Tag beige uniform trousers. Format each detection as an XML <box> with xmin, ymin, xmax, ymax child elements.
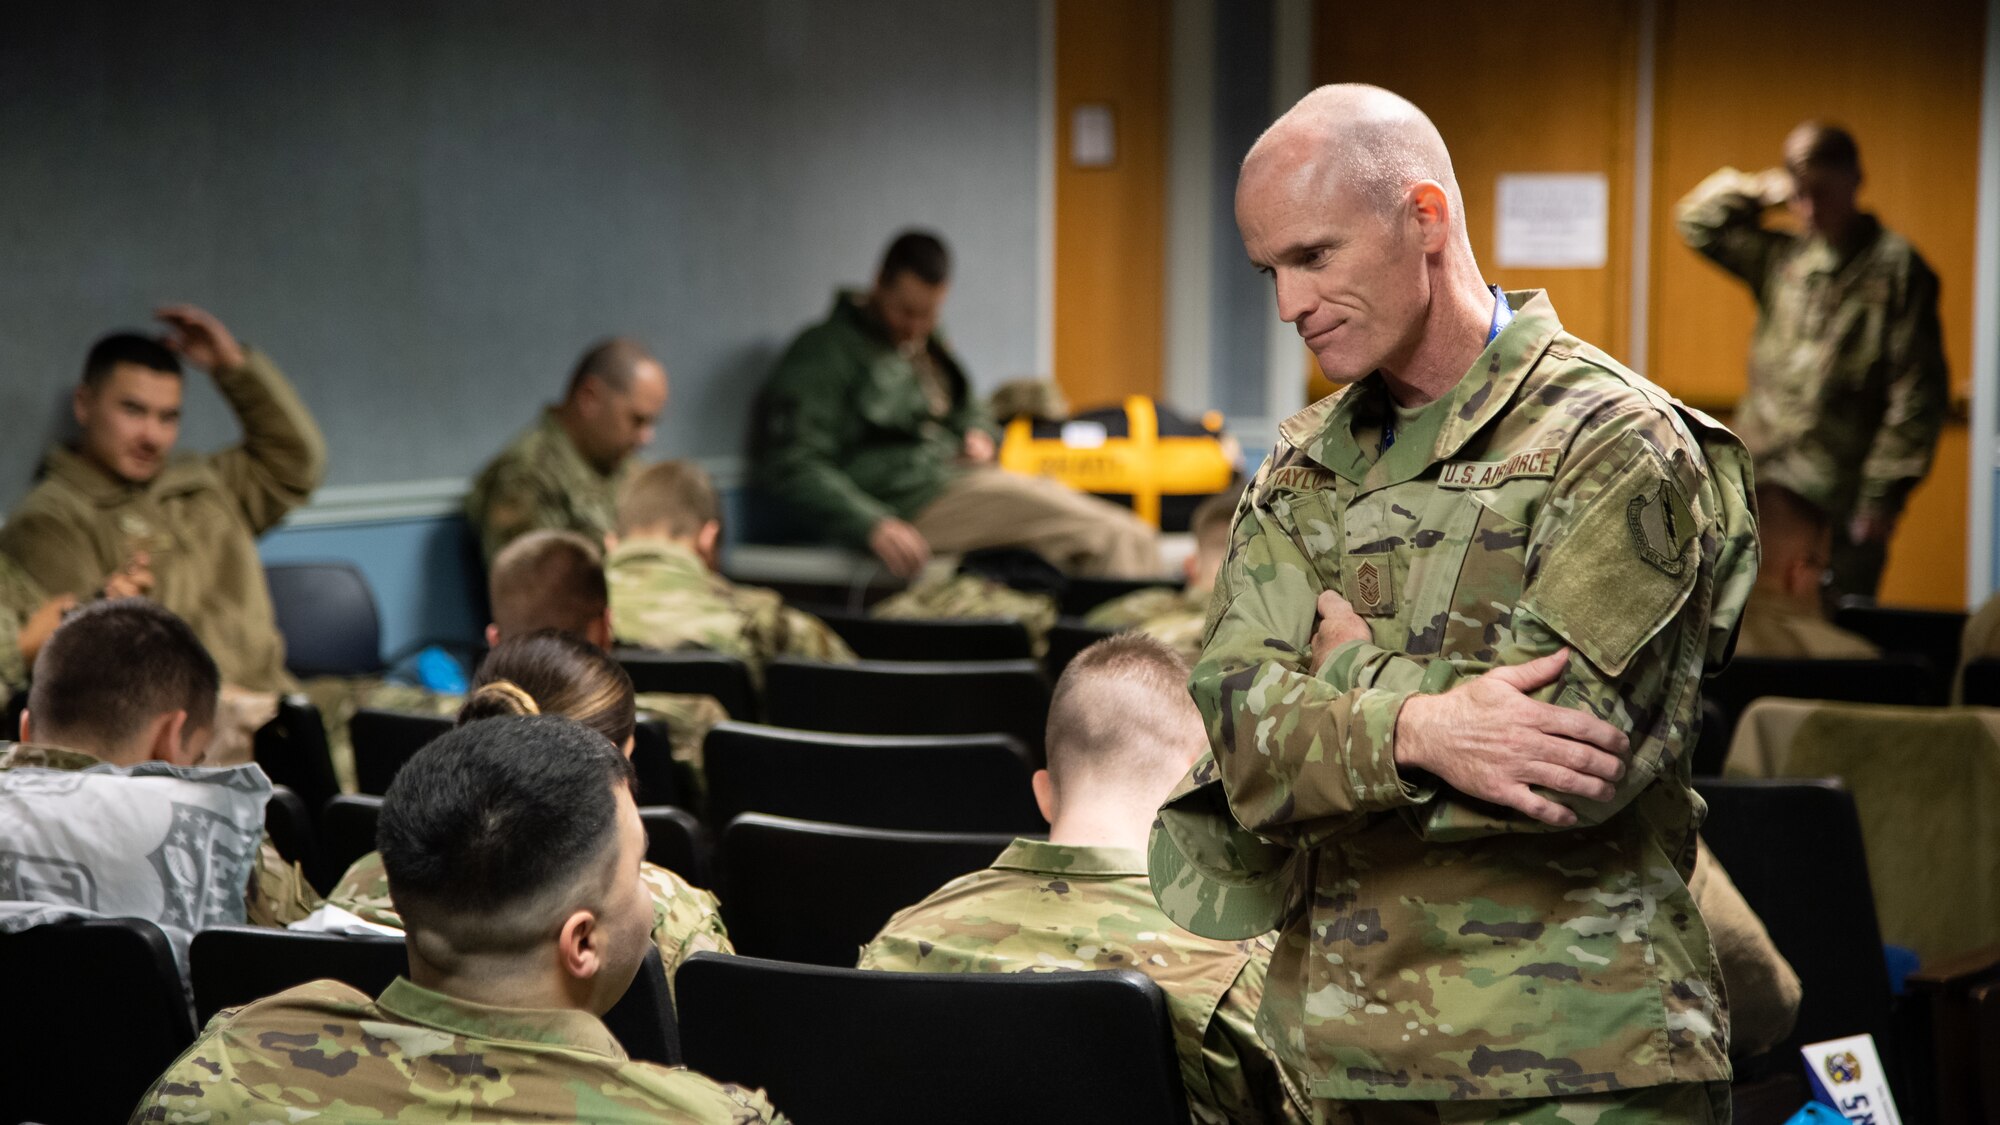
<box><xmin>911</xmin><ymin>468</ymin><xmax>1163</xmax><ymax>578</ymax></box>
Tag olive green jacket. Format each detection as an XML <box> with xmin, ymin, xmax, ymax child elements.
<box><xmin>751</xmin><ymin>291</ymin><xmax>989</xmax><ymax>546</ymax></box>
<box><xmin>0</xmin><ymin>350</ymin><xmax>325</xmax><ymax>692</ymax></box>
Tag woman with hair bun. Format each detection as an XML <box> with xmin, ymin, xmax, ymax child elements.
<box><xmin>324</xmin><ymin>630</ymin><xmax>732</xmax><ymax>992</ymax></box>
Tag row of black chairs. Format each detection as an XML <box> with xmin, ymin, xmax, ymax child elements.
<box><xmin>1</xmin><ymin>920</ymin><xmax>1189</xmax><ymax>1125</ymax></box>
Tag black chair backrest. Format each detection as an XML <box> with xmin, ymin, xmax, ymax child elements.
<box><xmin>1044</xmin><ymin>619</ymin><xmax>1120</xmax><ymax>682</ymax></box>
<box><xmin>806</xmin><ymin>606</ymin><xmax>1033</xmax><ymax>661</ymax></box>
<box><xmin>1832</xmin><ymin>603</ymin><xmax>1968</xmax><ymax>683</ymax></box>
<box><xmin>0</xmin><ymin>915</ymin><xmax>196</xmax><ymax>1125</ymax></box>
<box><xmin>263</xmin><ymin>784</ymin><xmax>329</xmax><ymax>894</ymax></box>
<box><xmin>631</xmin><ymin>717</ymin><xmax>689</xmax><ymax>808</ymax></box>
<box><xmin>703</xmin><ymin>721</ymin><xmax>1045</xmax><ymax>834</ymax></box>
<box><xmin>321</xmin><ymin>793</ymin><xmax>386</xmax><ymax>880</ymax></box>
<box><xmin>762</xmin><ymin>657</ymin><xmax>1050</xmax><ymax>757</ymax></box>
<box><xmin>1963</xmin><ymin>658</ymin><xmax>2000</xmax><ymax>708</ymax></box>
<box><xmin>254</xmin><ymin>695</ymin><xmax>341</xmax><ymax>816</ymax></box>
<box><xmin>350</xmin><ymin>708</ymin><xmax>454</xmax><ymax>795</ymax></box>
<box><xmin>1691</xmin><ymin>695</ymin><xmax>1734</xmax><ymax>778</ymax></box>
<box><xmin>719</xmin><ymin>813</ymin><xmax>1016</xmax><ymax>965</ymax></box>
<box><xmin>188</xmin><ymin>926</ymin><xmax>679</xmax><ymax>1065</ymax></box>
<box><xmin>1706</xmin><ymin>655</ymin><xmax>1939</xmax><ymax>738</ymax></box>
<box><xmin>616</xmin><ymin>648</ymin><xmax>759</xmax><ymax>721</ymax></box>
<box><xmin>1059</xmin><ymin>576</ymin><xmax>1179</xmax><ymax>619</ymax></box>
<box><xmin>265</xmin><ymin>561</ymin><xmax>385</xmax><ymax>678</ymax></box>
<box><xmin>677</xmin><ymin>952</ymin><xmax>1191</xmax><ymax>1125</ymax></box>
<box><xmin>641</xmin><ymin>805</ymin><xmax>714</xmax><ymax>889</ymax></box>
<box><xmin>1695</xmin><ymin>779</ymin><xmax>1897</xmax><ymax>1067</ymax></box>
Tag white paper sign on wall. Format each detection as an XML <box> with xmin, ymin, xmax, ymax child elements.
<box><xmin>1494</xmin><ymin>173</ymin><xmax>1608</xmax><ymax>270</ymax></box>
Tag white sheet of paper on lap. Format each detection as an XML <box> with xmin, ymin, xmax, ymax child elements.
<box><xmin>1802</xmin><ymin>1034</ymin><xmax>1901</xmax><ymax>1124</ymax></box>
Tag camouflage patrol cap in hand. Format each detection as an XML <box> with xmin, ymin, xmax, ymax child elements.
<box><xmin>1148</xmin><ymin>751</ymin><xmax>1302</xmax><ymax>940</ymax></box>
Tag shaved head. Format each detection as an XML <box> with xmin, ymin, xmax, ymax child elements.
<box><xmin>1244</xmin><ymin>84</ymin><xmax>1466</xmax><ymax>232</ymax></box>
<box><xmin>1236</xmin><ymin>84</ymin><xmax>1488</xmax><ymax>394</ymax></box>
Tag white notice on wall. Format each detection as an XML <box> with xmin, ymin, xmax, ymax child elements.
<box><xmin>1494</xmin><ymin>173</ymin><xmax>1608</xmax><ymax>269</ymax></box>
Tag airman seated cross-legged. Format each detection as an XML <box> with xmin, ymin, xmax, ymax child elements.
<box><xmin>1149</xmin><ymin>85</ymin><xmax>1758</xmax><ymax>1124</ymax></box>
<box><xmin>132</xmin><ymin>714</ymin><xmax>782</xmax><ymax>1122</ymax></box>
<box><xmin>751</xmin><ymin>230</ymin><xmax>1162</xmax><ymax>579</ymax></box>
<box><xmin>0</xmin><ymin>306</ymin><xmax>325</xmax><ymax>693</ymax></box>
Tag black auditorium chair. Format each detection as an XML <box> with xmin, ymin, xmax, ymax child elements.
<box><xmin>266</xmin><ymin>561</ymin><xmax>386</xmax><ymax>679</ymax></box>
<box><xmin>1059</xmin><ymin>576</ymin><xmax>1179</xmax><ymax>619</ymax></box>
<box><xmin>1704</xmin><ymin>654</ymin><xmax>1939</xmax><ymax>737</ymax></box>
<box><xmin>677</xmin><ymin>953</ymin><xmax>1192</xmax><ymax>1125</ymax></box>
<box><xmin>763</xmin><ymin>657</ymin><xmax>1050</xmax><ymax>757</ymax></box>
<box><xmin>1833</xmin><ymin>603</ymin><xmax>1968</xmax><ymax>686</ymax></box>
<box><xmin>263</xmin><ymin>784</ymin><xmax>329</xmax><ymax>894</ymax></box>
<box><xmin>616</xmin><ymin>648</ymin><xmax>759</xmax><ymax>721</ymax></box>
<box><xmin>1962</xmin><ymin>658</ymin><xmax>2000</xmax><ymax>708</ymax></box>
<box><xmin>350</xmin><ymin>708</ymin><xmax>453</xmax><ymax>795</ymax></box>
<box><xmin>630</xmin><ymin>716</ymin><xmax>690</xmax><ymax>808</ymax></box>
<box><xmin>0</xmin><ymin>915</ymin><xmax>197</xmax><ymax>1125</ymax></box>
<box><xmin>718</xmin><ymin>813</ymin><xmax>1017</xmax><ymax>965</ymax></box>
<box><xmin>189</xmin><ymin>926</ymin><xmax>679</xmax><ymax>1065</ymax></box>
<box><xmin>255</xmin><ymin>695</ymin><xmax>342</xmax><ymax>817</ymax></box>
<box><xmin>321</xmin><ymin>793</ymin><xmax>386</xmax><ymax>879</ymax></box>
<box><xmin>1044</xmin><ymin>619</ymin><xmax>1120</xmax><ymax>682</ymax></box>
<box><xmin>702</xmin><ymin>721</ymin><xmax>1044</xmax><ymax>834</ymax></box>
<box><xmin>641</xmin><ymin>805</ymin><xmax>714</xmax><ymax>889</ymax></box>
<box><xmin>1695</xmin><ymin>780</ymin><xmax>1902</xmax><ymax>1088</ymax></box>
<box><xmin>803</xmin><ymin>605</ymin><xmax>1033</xmax><ymax>661</ymax></box>
<box><xmin>1691</xmin><ymin>695</ymin><xmax>1734</xmax><ymax>778</ymax></box>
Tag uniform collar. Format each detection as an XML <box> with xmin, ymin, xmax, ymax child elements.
<box><xmin>374</xmin><ymin>976</ymin><xmax>627</xmax><ymax>1060</ymax></box>
<box><xmin>1798</xmin><ymin>212</ymin><xmax>1884</xmax><ymax>275</ymax></box>
<box><xmin>0</xmin><ymin>742</ymin><xmax>105</xmax><ymax>772</ymax></box>
<box><xmin>535</xmin><ymin>407</ymin><xmax>618</xmax><ymax>484</ymax></box>
<box><xmin>990</xmin><ymin>838</ymin><xmax>1147</xmax><ymax>877</ymax></box>
<box><xmin>1282</xmin><ymin>290</ymin><xmax>1563</xmax><ymax>489</ymax></box>
<box><xmin>42</xmin><ymin>445</ymin><xmax>152</xmax><ymax>506</ymax></box>
<box><xmin>606</xmin><ymin>537</ymin><xmax>709</xmax><ymax>577</ymax></box>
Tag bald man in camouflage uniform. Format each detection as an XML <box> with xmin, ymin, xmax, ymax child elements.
<box><xmin>467</xmin><ymin>338</ymin><xmax>670</xmax><ymax>564</ymax></box>
<box><xmin>608</xmin><ymin>460</ymin><xmax>854</xmax><ymax>672</ymax></box>
<box><xmin>1678</xmin><ymin>122</ymin><xmax>1946</xmax><ymax>602</ymax></box>
<box><xmin>1150</xmin><ymin>85</ymin><xmax>1757</xmax><ymax>1123</ymax></box>
<box><xmin>862</xmin><ymin>634</ymin><xmax>1307</xmax><ymax>1125</ymax></box>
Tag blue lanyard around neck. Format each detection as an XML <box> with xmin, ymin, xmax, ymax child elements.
<box><xmin>1383</xmin><ymin>286</ymin><xmax>1511</xmax><ymax>453</ymax></box>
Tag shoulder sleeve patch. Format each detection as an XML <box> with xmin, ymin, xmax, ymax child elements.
<box><xmin>1522</xmin><ymin>448</ymin><xmax>1699</xmax><ymax>677</ymax></box>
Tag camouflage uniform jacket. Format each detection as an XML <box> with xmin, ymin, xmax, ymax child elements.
<box><xmin>466</xmin><ymin>407</ymin><xmax>629</xmax><ymax>565</ymax></box>
<box><xmin>870</xmin><ymin>572</ymin><xmax>1059</xmax><ymax>656</ymax></box>
<box><xmin>607</xmin><ymin>539</ymin><xmax>855</xmax><ymax>671</ymax></box>
<box><xmin>1188</xmin><ymin>291</ymin><xmax>1756</xmax><ymax>1100</ymax></box>
<box><xmin>0</xmin><ymin>743</ymin><xmax>320</xmax><ymax>927</ymax></box>
<box><xmin>1085</xmin><ymin>584</ymin><xmax>1210</xmax><ymax>665</ymax></box>
<box><xmin>130</xmin><ymin>975</ymin><xmax>784</xmax><ymax>1123</ymax></box>
<box><xmin>0</xmin><ymin>552</ymin><xmax>48</xmax><ymax>696</ymax></box>
<box><xmin>858</xmin><ymin>839</ymin><xmax>1308</xmax><ymax>1125</ymax></box>
<box><xmin>751</xmin><ymin>291</ymin><xmax>990</xmax><ymax>547</ymax></box>
<box><xmin>1677</xmin><ymin>169</ymin><xmax>1948</xmax><ymax>520</ymax></box>
<box><xmin>0</xmin><ymin>350</ymin><xmax>324</xmax><ymax>692</ymax></box>
<box><xmin>326</xmin><ymin>849</ymin><xmax>732</xmax><ymax>1000</ymax></box>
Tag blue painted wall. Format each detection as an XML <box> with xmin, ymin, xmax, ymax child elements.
<box><xmin>259</xmin><ymin>515</ymin><xmax>488</xmax><ymax>664</ymax></box>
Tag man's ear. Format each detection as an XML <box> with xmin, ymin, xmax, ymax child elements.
<box><xmin>143</xmin><ymin>709</ymin><xmax>192</xmax><ymax>765</ymax></box>
<box><xmin>17</xmin><ymin>709</ymin><xmax>31</xmax><ymax>744</ymax></box>
<box><xmin>71</xmin><ymin>384</ymin><xmax>92</xmax><ymax>428</ymax></box>
<box><xmin>557</xmin><ymin>908</ymin><xmax>604</xmax><ymax>982</ymax></box>
<box><xmin>1408</xmin><ymin>180</ymin><xmax>1453</xmax><ymax>254</ymax></box>
<box><xmin>1182</xmin><ymin>553</ymin><xmax>1200</xmax><ymax>586</ymax></box>
<box><xmin>1031</xmin><ymin>768</ymin><xmax>1057</xmax><ymax>825</ymax></box>
<box><xmin>587</xmin><ymin>608</ymin><xmax>614</xmax><ymax>652</ymax></box>
<box><xmin>485</xmin><ymin>622</ymin><xmax>501</xmax><ymax>649</ymax></box>
<box><xmin>696</xmin><ymin>520</ymin><xmax>723</xmax><ymax>570</ymax></box>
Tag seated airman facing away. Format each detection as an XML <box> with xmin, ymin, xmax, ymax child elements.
<box><xmin>466</xmin><ymin>338</ymin><xmax>670</xmax><ymax>565</ymax></box>
<box><xmin>0</xmin><ymin>601</ymin><xmax>318</xmax><ymax>943</ymax></box>
<box><xmin>313</xmin><ymin>528</ymin><xmax>729</xmax><ymax>789</ymax></box>
<box><xmin>608</xmin><ymin>459</ymin><xmax>854</xmax><ymax>670</ymax></box>
<box><xmin>1085</xmin><ymin>485</ymin><xmax>1245</xmax><ymax>663</ymax></box>
<box><xmin>133</xmin><ymin>713</ymin><xmax>784</xmax><ymax>1122</ymax></box>
<box><xmin>0</xmin><ymin>306</ymin><xmax>325</xmax><ymax>693</ymax></box>
<box><xmin>751</xmin><ymin>231</ymin><xmax>1161</xmax><ymax>579</ymax></box>
<box><xmin>326</xmin><ymin>630</ymin><xmax>731</xmax><ymax>998</ymax></box>
<box><xmin>860</xmin><ymin>634</ymin><xmax>1309</xmax><ymax>1125</ymax></box>
<box><xmin>1736</xmin><ymin>483</ymin><xmax>1881</xmax><ymax>660</ymax></box>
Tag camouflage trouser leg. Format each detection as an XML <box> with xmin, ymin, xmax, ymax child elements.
<box><xmin>1311</xmin><ymin>1082</ymin><xmax>1732</xmax><ymax>1125</ymax></box>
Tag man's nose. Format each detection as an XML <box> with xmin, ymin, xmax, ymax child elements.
<box><xmin>1274</xmin><ymin>271</ymin><xmax>1313</xmax><ymax>325</ymax></box>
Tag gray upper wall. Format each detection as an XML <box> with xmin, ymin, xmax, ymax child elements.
<box><xmin>0</xmin><ymin>1</ymin><xmax>1044</xmax><ymax>505</ymax></box>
